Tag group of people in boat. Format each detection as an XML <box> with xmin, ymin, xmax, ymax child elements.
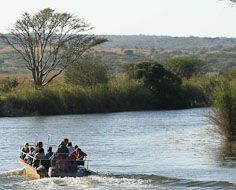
<box><xmin>20</xmin><ymin>138</ymin><xmax>87</xmax><ymax>170</ymax></box>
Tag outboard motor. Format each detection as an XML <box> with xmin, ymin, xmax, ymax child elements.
<box><xmin>77</xmin><ymin>166</ymin><xmax>87</xmax><ymax>177</ymax></box>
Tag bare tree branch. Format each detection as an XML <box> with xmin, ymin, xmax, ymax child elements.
<box><xmin>0</xmin><ymin>8</ymin><xmax>107</xmax><ymax>89</ymax></box>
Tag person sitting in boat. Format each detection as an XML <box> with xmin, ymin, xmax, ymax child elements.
<box><xmin>20</xmin><ymin>143</ymin><xmax>29</xmax><ymax>160</ymax></box>
<box><xmin>69</xmin><ymin>149</ymin><xmax>77</xmax><ymax>160</ymax></box>
<box><xmin>57</xmin><ymin>141</ymin><xmax>69</xmax><ymax>158</ymax></box>
<box><xmin>69</xmin><ymin>148</ymin><xmax>87</xmax><ymax>166</ymax></box>
<box><xmin>63</xmin><ymin>138</ymin><xmax>69</xmax><ymax>146</ymax></box>
<box><xmin>26</xmin><ymin>147</ymin><xmax>35</xmax><ymax>165</ymax></box>
<box><xmin>33</xmin><ymin>141</ymin><xmax>44</xmax><ymax>156</ymax></box>
<box><xmin>45</xmin><ymin>146</ymin><xmax>54</xmax><ymax>160</ymax></box>
<box><xmin>69</xmin><ymin>145</ymin><xmax>78</xmax><ymax>158</ymax></box>
<box><xmin>67</xmin><ymin>142</ymin><xmax>75</xmax><ymax>154</ymax></box>
<box><xmin>43</xmin><ymin>147</ymin><xmax>53</xmax><ymax>169</ymax></box>
<box><xmin>33</xmin><ymin>148</ymin><xmax>45</xmax><ymax>168</ymax></box>
<box><xmin>57</xmin><ymin>138</ymin><xmax>69</xmax><ymax>148</ymax></box>
<box><xmin>77</xmin><ymin>148</ymin><xmax>87</xmax><ymax>161</ymax></box>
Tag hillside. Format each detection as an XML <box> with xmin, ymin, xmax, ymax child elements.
<box><xmin>99</xmin><ymin>35</ymin><xmax>236</xmax><ymax>50</ymax></box>
<box><xmin>0</xmin><ymin>35</ymin><xmax>236</xmax><ymax>74</ymax></box>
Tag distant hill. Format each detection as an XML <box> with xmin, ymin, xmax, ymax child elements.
<box><xmin>98</xmin><ymin>35</ymin><xmax>236</xmax><ymax>51</ymax></box>
<box><xmin>1</xmin><ymin>34</ymin><xmax>236</xmax><ymax>50</ymax></box>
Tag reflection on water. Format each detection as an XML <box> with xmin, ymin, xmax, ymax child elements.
<box><xmin>219</xmin><ymin>142</ymin><xmax>236</xmax><ymax>167</ymax></box>
<box><xmin>0</xmin><ymin>108</ymin><xmax>236</xmax><ymax>189</ymax></box>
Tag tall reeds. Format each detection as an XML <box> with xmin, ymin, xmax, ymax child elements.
<box><xmin>0</xmin><ymin>77</ymin><xmax>154</xmax><ymax>116</ymax></box>
<box><xmin>210</xmin><ymin>81</ymin><xmax>236</xmax><ymax>142</ymax></box>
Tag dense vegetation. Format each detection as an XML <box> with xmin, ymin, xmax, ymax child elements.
<box><xmin>0</xmin><ymin>59</ymin><xmax>212</xmax><ymax>117</ymax></box>
<box><xmin>0</xmin><ymin>27</ymin><xmax>229</xmax><ymax>116</ymax></box>
<box><xmin>0</xmin><ymin>76</ymin><xmax>154</xmax><ymax>116</ymax></box>
<box><xmin>0</xmin><ymin>10</ymin><xmax>216</xmax><ymax>117</ymax></box>
<box><xmin>125</xmin><ymin>62</ymin><xmax>187</xmax><ymax>109</ymax></box>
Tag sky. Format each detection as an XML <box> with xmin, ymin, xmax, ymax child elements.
<box><xmin>0</xmin><ymin>0</ymin><xmax>236</xmax><ymax>37</ymax></box>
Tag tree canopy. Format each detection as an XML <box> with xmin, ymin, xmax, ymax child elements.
<box><xmin>64</xmin><ymin>55</ymin><xmax>108</xmax><ymax>87</ymax></box>
<box><xmin>126</xmin><ymin>61</ymin><xmax>181</xmax><ymax>90</ymax></box>
<box><xmin>0</xmin><ymin>8</ymin><xmax>107</xmax><ymax>88</ymax></box>
<box><xmin>125</xmin><ymin>62</ymin><xmax>187</xmax><ymax>108</ymax></box>
<box><xmin>166</xmin><ymin>56</ymin><xmax>206</xmax><ymax>79</ymax></box>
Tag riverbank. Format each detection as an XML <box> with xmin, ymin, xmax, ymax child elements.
<box><xmin>0</xmin><ymin>81</ymin><xmax>207</xmax><ymax>117</ymax></box>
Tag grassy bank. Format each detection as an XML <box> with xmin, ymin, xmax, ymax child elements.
<box><xmin>0</xmin><ymin>75</ymin><xmax>208</xmax><ymax>117</ymax></box>
<box><xmin>0</xmin><ymin>77</ymin><xmax>153</xmax><ymax>116</ymax></box>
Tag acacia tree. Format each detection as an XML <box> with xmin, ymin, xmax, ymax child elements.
<box><xmin>0</xmin><ymin>8</ymin><xmax>106</xmax><ymax>88</ymax></box>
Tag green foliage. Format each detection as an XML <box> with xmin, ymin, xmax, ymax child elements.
<box><xmin>0</xmin><ymin>77</ymin><xmax>18</xmax><ymax>93</ymax></box>
<box><xmin>184</xmin><ymin>75</ymin><xmax>220</xmax><ymax>105</ymax></box>
<box><xmin>210</xmin><ymin>81</ymin><xmax>236</xmax><ymax>142</ymax></box>
<box><xmin>126</xmin><ymin>62</ymin><xmax>181</xmax><ymax>87</ymax></box>
<box><xmin>108</xmin><ymin>75</ymin><xmax>154</xmax><ymax>110</ymax></box>
<box><xmin>166</xmin><ymin>56</ymin><xmax>206</xmax><ymax>79</ymax></box>
<box><xmin>64</xmin><ymin>56</ymin><xmax>108</xmax><ymax>87</ymax></box>
<box><xmin>0</xmin><ymin>78</ymin><xmax>155</xmax><ymax>116</ymax></box>
<box><xmin>0</xmin><ymin>73</ymin><xmax>212</xmax><ymax>116</ymax></box>
<box><xmin>125</xmin><ymin>61</ymin><xmax>192</xmax><ymax>108</ymax></box>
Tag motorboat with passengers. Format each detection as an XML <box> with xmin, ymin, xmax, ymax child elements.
<box><xmin>19</xmin><ymin>135</ymin><xmax>93</xmax><ymax>179</ymax></box>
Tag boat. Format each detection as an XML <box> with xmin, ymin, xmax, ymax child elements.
<box><xmin>19</xmin><ymin>140</ymin><xmax>93</xmax><ymax>179</ymax></box>
<box><xmin>19</xmin><ymin>158</ymin><xmax>47</xmax><ymax>179</ymax></box>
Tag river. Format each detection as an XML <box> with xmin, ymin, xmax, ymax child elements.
<box><xmin>0</xmin><ymin>108</ymin><xmax>235</xmax><ymax>190</ymax></box>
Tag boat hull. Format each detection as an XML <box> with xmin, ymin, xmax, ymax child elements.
<box><xmin>19</xmin><ymin>158</ymin><xmax>92</xmax><ymax>179</ymax></box>
<box><xmin>19</xmin><ymin>159</ymin><xmax>48</xmax><ymax>179</ymax></box>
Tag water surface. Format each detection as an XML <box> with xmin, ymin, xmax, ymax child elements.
<box><xmin>0</xmin><ymin>108</ymin><xmax>235</xmax><ymax>190</ymax></box>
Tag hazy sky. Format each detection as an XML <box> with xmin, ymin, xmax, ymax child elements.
<box><xmin>0</xmin><ymin>0</ymin><xmax>236</xmax><ymax>37</ymax></box>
